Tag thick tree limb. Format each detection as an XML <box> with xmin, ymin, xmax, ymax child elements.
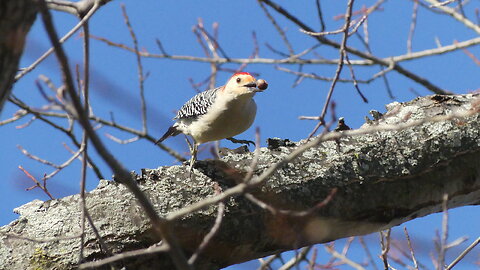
<box><xmin>0</xmin><ymin>0</ymin><xmax>37</xmax><ymax>113</ymax></box>
<box><xmin>1</xmin><ymin>94</ymin><xmax>479</xmax><ymax>269</ymax></box>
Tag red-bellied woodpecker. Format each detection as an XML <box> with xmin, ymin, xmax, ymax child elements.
<box><xmin>156</xmin><ymin>72</ymin><xmax>268</xmax><ymax>172</ymax></box>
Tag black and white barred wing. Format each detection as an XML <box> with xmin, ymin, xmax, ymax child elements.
<box><xmin>174</xmin><ymin>86</ymin><xmax>221</xmax><ymax>120</ymax></box>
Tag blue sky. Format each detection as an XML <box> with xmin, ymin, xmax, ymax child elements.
<box><xmin>1</xmin><ymin>0</ymin><xmax>478</xmax><ymax>268</ymax></box>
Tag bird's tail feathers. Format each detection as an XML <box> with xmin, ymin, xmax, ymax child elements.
<box><xmin>155</xmin><ymin>125</ymin><xmax>181</xmax><ymax>144</ymax></box>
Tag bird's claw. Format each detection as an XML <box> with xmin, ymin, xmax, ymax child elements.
<box><xmin>227</xmin><ymin>137</ymin><xmax>255</xmax><ymax>146</ymax></box>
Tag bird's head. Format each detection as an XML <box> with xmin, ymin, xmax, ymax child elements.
<box><xmin>224</xmin><ymin>72</ymin><xmax>268</xmax><ymax>96</ymax></box>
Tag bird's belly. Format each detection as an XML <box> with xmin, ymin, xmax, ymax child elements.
<box><xmin>188</xmin><ymin>100</ymin><xmax>257</xmax><ymax>143</ymax></box>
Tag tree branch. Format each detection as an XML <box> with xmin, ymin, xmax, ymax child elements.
<box><xmin>1</xmin><ymin>93</ymin><xmax>479</xmax><ymax>270</ymax></box>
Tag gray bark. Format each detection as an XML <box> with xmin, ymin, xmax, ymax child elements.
<box><xmin>0</xmin><ymin>0</ymin><xmax>37</xmax><ymax>113</ymax></box>
<box><xmin>1</xmin><ymin>94</ymin><xmax>479</xmax><ymax>270</ymax></box>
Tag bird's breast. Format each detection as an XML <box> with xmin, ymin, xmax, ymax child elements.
<box><xmin>184</xmin><ymin>97</ymin><xmax>257</xmax><ymax>143</ymax></box>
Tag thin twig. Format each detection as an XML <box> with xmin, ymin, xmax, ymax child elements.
<box><xmin>18</xmin><ymin>166</ymin><xmax>55</xmax><ymax>200</ymax></box>
<box><xmin>258</xmin><ymin>254</ymin><xmax>280</xmax><ymax>270</ymax></box>
<box><xmin>7</xmin><ymin>103</ymin><xmax>185</xmax><ymax>161</ymax></box>
<box><xmin>188</xmin><ymin>184</ymin><xmax>225</xmax><ymax>265</ymax></box>
<box><xmin>325</xmin><ymin>244</ymin><xmax>367</xmax><ymax>270</ymax></box>
<box><xmin>380</xmin><ymin>229</ymin><xmax>392</xmax><ymax>270</ymax></box>
<box><xmin>354</xmin><ymin>28</ymin><xmax>395</xmax><ymax>99</ymax></box>
<box><xmin>426</xmin><ymin>0</ymin><xmax>480</xmax><ymax>34</ymax></box>
<box><xmin>90</xmin><ymin>32</ymin><xmax>480</xmax><ymax>68</ymax></box>
<box><xmin>258</xmin><ymin>0</ymin><xmax>294</xmax><ymax>55</ymax></box>
<box><xmin>437</xmin><ymin>194</ymin><xmax>449</xmax><ymax>270</ymax></box>
<box><xmin>404</xmin><ymin>227</ymin><xmax>419</xmax><ymax>270</ymax></box>
<box><xmin>79</xmin><ymin>243</ymin><xmax>169</xmax><ymax>269</ymax></box>
<box><xmin>15</xmin><ymin>1</ymin><xmax>102</xmax><ymax>81</ymax></box>
<box><xmin>4</xmin><ymin>232</ymin><xmax>81</xmax><ymax>243</ymax></box>
<box><xmin>245</xmin><ymin>188</ymin><xmax>337</xmax><ymax>217</ymax></box>
<box><xmin>42</xmin><ymin>146</ymin><xmax>84</xmax><ymax>180</ymax></box>
<box><xmin>445</xmin><ymin>237</ymin><xmax>480</xmax><ymax>270</ymax></box>
<box><xmin>278</xmin><ymin>246</ymin><xmax>311</xmax><ymax>270</ymax></box>
<box><xmin>308</xmin><ymin>0</ymin><xmax>356</xmax><ymax>138</ymax></box>
<box><xmin>259</xmin><ymin>0</ymin><xmax>449</xmax><ymax>94</ymax></box>
<box><xmin>79</xmin><ymin>19</ymin><xmax>90</xmax><ymax>263</ymax></box>
<box><xmin>315</xmin><ymin>0</ymin><xmax>326</xmax><ymax>31</ymax></box>
<box><xmin>244</xmin><ymin>127</ymin><xmax>261</xmax><ymax>182</ymax></box>
<box><xmin>17</xmin><ymin>145</ymin><xmax>59</xmax><ymax>168</ymax></box>
<box><xmin>276</xmin><ymin>66</ymin><xmax>368</xmax><ymax>83</ymax></box>
<box><xmin>8</xmin><ymin>96</ymin><xmax>105</xmax><ymax>179</ymax></box>
<box><xmin>105</xmin><ymin>133</ymin><xmax>140</xmax><ymax>144</ymax></box>
<box><xmin>407</xmin><ymin>0</ymin><xmax>419</xmax><ymax>54</ymax></box>
<box><xmin>84</xmin><ymin>208</ymin><xmax>112</xmax><ymax>257</ymax></box>
<box><xmin>121</xmin><ymin>5</ymin><xmax>148</xmax><ymax>134</ymax></box>
<box><xmin>359</xmin><ymin>236</ymin><xmax>379</xmax><ymax>270</ymax></box>
<box><xmin>307</xmin><ymin>246</ymin><xmax>317</xmax><ymax>270</ymax></box>
<box><xmin>0</xmin><ymin>110</ymin><xmax>28</xmax><ymax>126</ymax></box>
<box><xmin>345</xmin><ymin>53</ymin><xmax>369</xmax><ymax>103</ymax></box>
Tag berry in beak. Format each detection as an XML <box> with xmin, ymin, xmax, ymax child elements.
<box><xmin>256</xmin><ymin>79</ymin><xmax>268</xmax><ymax>91</ymax></box>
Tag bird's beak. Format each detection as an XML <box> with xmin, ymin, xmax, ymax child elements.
<box><xmin>243</xmin><ymin>82</ymin><xmax>257</xmax><ymax>88</ymax></box>
<box><xmin>244</xmin><ymin>79</ymin><xmax>268</xmax><ymax>92</ymax></box>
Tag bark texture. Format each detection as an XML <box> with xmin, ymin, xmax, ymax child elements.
<box><xmin>0</xmin><ymin>0</ymin><xmax>37</xmax><ymax>113</ymax></box>
<box><xmin>1</xmin><ymin>94</ymin><xmax>479</xmax><ymax>270</ymax></box>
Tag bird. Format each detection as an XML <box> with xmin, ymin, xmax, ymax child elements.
<box><xmin>156</xmin><ymin>72</ymin><xmax>268</xmax><ymax>172</ymax></box>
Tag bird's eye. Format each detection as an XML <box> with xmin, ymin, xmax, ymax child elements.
<box><xmin>236</xmin><ymin>77</ymin><xmax>241</xmax><ymax>83</ymax></box>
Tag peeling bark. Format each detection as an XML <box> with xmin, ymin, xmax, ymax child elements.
<box><xmin>1</xmin><ymin>94</ymin><xmax>479</xmax><ymax>269</ymax></box>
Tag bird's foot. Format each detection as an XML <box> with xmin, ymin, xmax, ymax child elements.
<box><xmin>227</xmin><ymin>137</ymin><xmax>255</xmax><ymax>146</ymax></box>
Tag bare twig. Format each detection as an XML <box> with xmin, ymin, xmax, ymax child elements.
<box><xmin>308</xmin><ymin>0</ymin><xmax>356</xmax><ymax>138</ymax></box>
<box><xmin>155</xmin><ymin>38</ymin><xmax>169</xmax><ymax>55</ymax></box>
<box><xmin>454</xmin><ymin>40</ymin><xmax>480</xmax><ymax>66</ymax></box>
<box><xmin>121</xmin><ymin>5</ymin><xmax>148</xmax><ymax>134</ymax></box>
<box><xmin>258</xmin><ymin>253</ymin><xmax>280</xmax><ymax>270</ymax></box>
<box><xmin>426</xmin><ymin>0</ymin><xmax>480</xmax><ymax>34</ymax></box>
<box><xmin>430</xmin><ymin>0</ymin><xmax>456</xmax><ymax>7</ymax></box>
<box><xmin>445</xmin><ymin>237</ymin><xmax>480</xmax><ymax>270</ymax></box>
<box><xmin>79</xmin><ymin>19</ymin><xmax>91</xmax><ymax>263</ymax></box>
<box><xmin>345</xmin><ymin>53</ymin><xmax>369</xmax><ymax>103</ymax></box>
<box><xmin>7</xmin><ymin>104</ymin><xmax>185</xmax><ymax>161</ymax></box>
<box><xmin>315</xmin><ymin>0</ymin><xmax>326</xmax><ymax>31</ymax></box>
<box><xmin>3</xmin><ymin>232</ymin><xmax>81</xmax><ymax>243</ymax></box>
<box><xmin>188</xmin><ymin>184</ymin><xmax>225</xmax><ymax>265</ymax></box>
<box><xmin>359</xmin><ymin>236</ymin><xmax>379</xmax><ymax>270</ymax></box>
<box><xmin>42</xmin><ymin>146</ymin><xmax>84</xmax><ymax>180</ymax></box>
<box><xmin>259</xmin><ymin>0</ymin><xmax>449</xmax><ymax>94</ymax></box>
<box><xmin>15</xmin><ymin>0</ymin><xmax>102</xmax><ymax>81</ymax></box>
<box><xmin>79</xmin><ymin>243</ymin><xmax>169</xmax><ymax>269</ymax></box>
<box><xmin>437</xmin><ymin>194</ymin><xmax>449</xmax><ymax>270</ymax></box>
<box><xmin>90</xmin><ymin>32</ymin><xmax>480</xmax><ymax>68</ymax></box>
<box><xmin>408</xmin><ymin>0</ymin><xmax>419</xmax><ymax>54</ymax></box>
<box><xmin>278</xmin><ymin>246</ymin><xmax>311</xmax><ymax>270</ymax></box>
<box><xmin>245</xmin><ymin>188</ymin><xmax>337</xmax><ymax>217</ymax></box>
<box><xmin>8</xmin><ymin>96</ymin><xmax>105</xmax><ymax>179</ymax></box>
<box><xmin>105</xmin><ymin>133</ymin><xmax>140</xmax><ymax>144</ymax></box>
<box><xmin>18</xmin><ymin>166</ymin><xmax>55</xmax><ymax>200</ymax></box>
<box><xmin>0</xmin><ymin>110</ymin><xmax>28</xmax><ymax>126</ymax></box>
<box><xmin>276</xmin><ymin>66</ymin><xmax>368</xmax><ymax>83</ymax></box>
<box><xmin>17</xmin><ymin>145</ymin><xmax>59</xmax><ymax>168</ymax></box>
<box><xmin>258</xmin><ymin>0</ymin><xmax>294</xmax><ymax>55</ymax></box>
<box><xmin>354</xmin><ymin>29</ymin><xmax>395</xmax><ymax>99</ymax></box>
<box><xmin>404</xmin><ymin>227</ymin><xmax>419</xmax><ymax>270</ymax></box>
<box><xmin>380</xmin><ymin>229</ymin><xmax>392</xmax><ymax>270</ymax></box>
<box><xmin>244</xmin><ymin>127</ymin><xmax>261</xmax><ymax>183</ymax></box>
<box><xmin>325</xmin><ymin>244</ymin><xmax>367</xmax><ymax>270</ymax></box>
